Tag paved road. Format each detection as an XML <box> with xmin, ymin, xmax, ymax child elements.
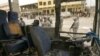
<box><xmin>62</xmin><ymin>16</ymin><xmax>94</xmax><ymax>33</ymax></box>
<box><xmin>23</xmin><ymin>16</ymin><xmax>94</xmax><ymax>33</ymax></box>
<box><xmin>49</xmin><ymin>16</ymin><xmax>94</xmax><ymax>33</ymax></box>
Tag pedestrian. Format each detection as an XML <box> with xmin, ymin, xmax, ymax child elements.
<box><xmin>19</xmin><ymin>18</ymin><xmax>26</xmax><ymax>35</ymax></box>
<box><xmin>19</xmin><ymin>18</ymin><xmax>25</xmax><ymax>26</ymax></box>
<box><xmin>39</xmin><ymin>16</ymin><xmax>43</xmax><ymax>22</ymax></box>
<box><xmin>42</xmin><ymin>17</ymin><xmax>46</xmax><ymax>27</ymax></box>
<box><xmin>47</xmin><ymin>17</ymin><xmax>52</xmax><ymax>27</ymax></box>
<box><xmin>32</xmin><ymin>20</ymin><xmax>39</xmax><ymax>26</ymax></box>
<box><xmin>70</xmin><ymin>15</ymin><xmax>79</xmax><ymax>38</ymax></box>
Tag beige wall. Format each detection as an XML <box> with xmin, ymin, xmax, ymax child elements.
<box><xmin>38</xmin><ymin>0</ymin><xmax>85</xmax><ymax>15</ymax></box>
<box><xmin>38</xmin><ymin>0</ymin><xmax>84</xmax><ymax>8</ymax></box>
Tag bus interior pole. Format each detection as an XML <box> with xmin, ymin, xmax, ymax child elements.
<box><xmin>93</xmin><ymin>0</ymin><xmax>98</xmax><ymax>33</ymax></box>
<box><xmin>98</xmin><ymin>0</ymin><xmax>100</xmax><ymax>38</ymax></box>
<box><xmin>8</xmin><ymin>0</ymin><xmax>12</xmax><ymax>11</ymax></box>
<box><xmin>55</xmin><ymin>0</ymin><xmax>61</xmax><ymax>38</ymax></box>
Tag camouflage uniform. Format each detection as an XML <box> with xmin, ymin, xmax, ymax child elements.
<box><xmin>70</xmin><ymin>17</ymin><xmax>79</xmax><ymax>38</ymax></box>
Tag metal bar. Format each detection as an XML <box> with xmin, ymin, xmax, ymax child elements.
<box><xmin>55</xmin><ymin>0</ymin><xmax>61</xmax><ymax>38</ymax></box>
<box><xmin>93</xmin><ymin>0</ymin><xmax>98</xmax><ymax>33</ymax></box>
<box><xmin>8</xmin><ymin>0</ymin><xmax>12</xmax><ymax>11</ymax></box>
<box><xmin>91</xmin><ymin>39</ymin><xmax>100</xmax><ymax>56</ymax></box>
<box><xmin>98</xmin><ymin>0</ymin><xmax>100</xmax><ymax>38</ymax></box>
<box><xmin>61</xmin><ymin>0</ymin><xmax>84</xmax><ymax>2</ymax></box>
<box><xmin>60</xmin><ymin>31</ymin><xmax>86</xmax><ymax>35</ymax></box>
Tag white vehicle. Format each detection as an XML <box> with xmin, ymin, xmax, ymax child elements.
<box><xmin>61</xmin><ymin>11</ymin><xmax>72</xmax><ymax>18</ymax></box>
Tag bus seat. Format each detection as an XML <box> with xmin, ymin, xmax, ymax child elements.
<box><xmin>6</xmin><ymin>37</ymin><xmax>28</xmax><ymax>54</ymax></box>
<box><xmin>2</xmin><ymin>11</ymin><xmax>29</xmax><ymax>54</ymax></box>
<box><xmin>29</xmin><ymin>25</ymin><xmax>70</xmax><ymax>56</ymax></box>
<box><xmin>0</xmin><ymin>10</ymin><xmax>9</xmax><ymax>40</ymax></box>
<box><xmin>4</xmin><ymin>11</ymin><xmax>23</xmax><ymax>39</ymax></box>
<box><xmin>30</xmin><ymin>26</ymin><xmax>51</xmax><ymax>56</ymax></box>
<box><xmin>5</xmin><ymin>23</ymin><xmax>28</xmax><ymax>54</ymax></box>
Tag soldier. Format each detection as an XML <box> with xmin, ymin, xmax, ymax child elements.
<box><xmin>70</xmin><ymin>15</ymin><xmax>79</xmax><ymax>38</ymax></box>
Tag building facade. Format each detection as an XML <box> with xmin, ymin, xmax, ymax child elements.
<box><xmin>0</xmin><ymin>0</ymin><xmax>20</xmax><ymax>16</ymax></box>
<box><xmin>0</xmin><ymin>0</ymin><xmax>86</xmax><ymax>18</ymax></box>
<box><xmin>0</xmin><ymin>2</ymin><xmax>38</xmax><ymax>19</ymax></box>
<box><xmin>0</xmin><ymin>3</ymin><xmax>9</xmax><ymax>12</ymax></box>
<box><xmin>38</xmin><ymin>0</ymin><xmax>86</xmax><ymax>15</ymax></box>
<box><xmin>20</xmin><ymin>3</ymin><xmax>38</xmax><ymax>18</ymax></box>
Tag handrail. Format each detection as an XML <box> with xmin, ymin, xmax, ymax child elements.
<box><xmin>0</xmin><ymin>39</ymin><xmax>17</xmax><ymax>43</ymax></box>
<box><xmin>60</xmin><ymin>31</ymin><xmax>86</xmax><ymax>35</ymax></box>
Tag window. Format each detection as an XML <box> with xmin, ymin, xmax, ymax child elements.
<box><xmin>47</xmin><ymin>10</ymin><xmax>49</xmax><ymax>14</ymax></box>
<box><xmin>62</xmin><ymin>8</ymin><xmax>65</xmax><ymax>12</ymax></box>
<box><xmin>48</xmin><ymin>1</ymin><xmax>51</xmax><ymax>5</ymax></box>
<box><xmin>51</xmin><ymin>9</ymin><xmax>54</xmax><ymax>13</ymax></box>
<box><xmin>51</xmin><ymin>9</ymin><xmax>54</xmax><ymax>14</ymax></box>
<box><xmin>39</xmin><ymin>2</ymin><xmax>42</xmax><ymax>5</ymax></box>
<box><xmin>43</xmin><ymin>10</ymin><xmax>46</xmax><ymax>13</ymax></box>
<box><xmin>43</xmin><ymin>10</ymin><xmax>46</xmax><ymax>14</ymax></box>
<box><xmin>68</xmin><ymin>8</ymin><xmax>72</xmax><ymax>12</ymax></box>
<box><xmin>39</xmin><ymin>12</ymin><xmax>41</xmax><ymax>15</ymax></box>
<box><xmin>43</xmin><ymin>2</ymin><xmax>46</xmax><ymax>5</ymax></box>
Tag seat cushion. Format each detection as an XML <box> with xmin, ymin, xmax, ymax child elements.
<box><xmin>6</xmin><ymin>37</ymin><xmax>28</xmax><ymax>53</ymax></box>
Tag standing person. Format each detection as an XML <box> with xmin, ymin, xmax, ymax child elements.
<box><xmin>42</xmin><ymin>17</ymin><xmax>51</xmax><ymax>27</ymax></box>
<box><xmin>19</xmin><ymin>18</ymin><xmax>25</xmax><ymax>26</ymax></box>
<box><xmin>70</xmin><ymin>15</ymin><xmax>79</xmax><ymax>38</ymax></box>
<box><xmin>39</xmin><ymin>16</ymin><xmax>43</xmax><ymax>22</ymax></box>
<box><xmin>32</xmin><ymin>20</ymin><xmax>39</xmax><ymax>26</ymax></box>
<box><xmin>47</xmin><ymin>17</ymin><xmax>52</xmax><ymax>27</ymax></box>
<box><xmin>19</xmin><ymin>18</ymin><xmax>26</xmax><ymax>35</ymax></box>
<box><xmin>60</xmin><ymin>17</ymin><xmax>63</xmax><ymax>31</ymax></box>
<box><xmin>42</xmin><ymin>17</ymin><xmax>47</xmax><ymax>27</ymax></box>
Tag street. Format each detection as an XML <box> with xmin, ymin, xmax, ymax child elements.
<box><xmin>23</xmin><ymin>16</ymin><xmax>94</xmax><ymax>33</ymax></box>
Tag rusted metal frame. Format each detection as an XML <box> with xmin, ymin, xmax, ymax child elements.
<box><xmin>55</xmin><ymin>0</ymin><xmax>61</xmax><ymax>38</ymax></box>
<box><xmin>60</xmin><ymin>31</ymin><xmax>86</xmax><ymax>35</ymax></box>
<box><xmin>93</xmin><ymin>0</ymin><xmax>98</xmax><ymax>33</ymax></box>
<box><xmin>8</xmin><ymin>0</ymin><xmax>12</xmax><ymax>11</ymax></box>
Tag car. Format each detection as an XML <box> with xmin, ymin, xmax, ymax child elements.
<box><xmin>61</xmin><ymin>11</ymin><xmax>72</xmax><ymax>18</ymax></box>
